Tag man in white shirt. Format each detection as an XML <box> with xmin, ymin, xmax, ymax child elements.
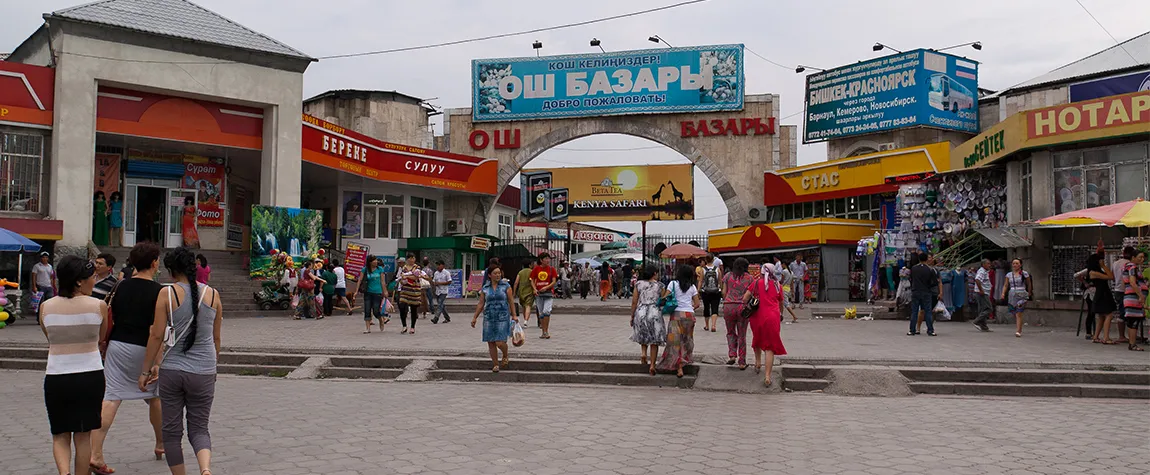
<box><xmin>711</xmin><ymin>254</ymin><xmax>724</xmax><ymax>275</ymax></box>
<box><xmin>31</xmin><ymin>251</ymin><xmax>56</xmax><ymax>299</ymax></box>
<box><xmin>973</xmin><ymin>258</ymin><xmax>993</xmax><ymax>332</ymax></box>
<box><xmin>431</xmin><ymin>260</ymin><xmax>453</xmax><ymax>324</ymax></box>
<box><xmin>789</xmin><ymin>254</ymin><xmax>809</xmax><ymax>308</ymax></box>
<box><xmin>332</xmin><ymin>259</ymin><xmax>353</xmax><ymax>315</ymax></box>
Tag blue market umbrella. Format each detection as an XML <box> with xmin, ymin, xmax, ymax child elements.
<box><xmin>0</xmin><ymin>227</ymin><xmax>40</xmax><ymax>252</ymax></box>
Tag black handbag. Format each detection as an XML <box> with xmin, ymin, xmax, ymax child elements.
<box><xmin>741</xmin><ymin>277</ymin><xmax>762</xmax><ymax>318</ymax></box>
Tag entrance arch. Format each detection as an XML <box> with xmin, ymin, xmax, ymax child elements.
<box><xmin>443</xmin><ymin>94</ymin><xmax>798</xmax><ymax>234</ymax></box>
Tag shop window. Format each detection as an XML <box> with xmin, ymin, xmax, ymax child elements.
<box><xmin>1020</xmin><ymin>159</ymin><xmax>1032</xmax><ymax>221</ymax></box>
<box><xmin>497</xmin><ymin>213</ymin><xmax>513</xmax><ymax>240</ymax></box>
<box><xmin>834</xmin><ymin>198</ymin><xmax>846</xmax><ymax>217</ymax></box>
<box><xmin>802</xmin><ymin>202</ymin><xmax>813</xmax><ymax>219</ymax></box>
<box><xmin>361</xmin><ymin>194</ymin><xmax>404</xmax><ymax>239</ymax></box>
<box><xmin>410</xmin><ymin>196</ymin><xmax>438</xmax><ymax>238</ymax></box>
<box><xmin>1115</xmin><ymin>162</ymin><xmax>1148</xmax><ymax>203</ymax></box>
<box><xmin>783</xmin><ymin>203</ymin><xmax>794</xmax><ymax>221</ymax></box>
<box><xmin>0</xmin><ymin>132</ymin><xmax>44</xmax><ymax>213</ymax></box>
<box><xmin>1053</xmin><ymin>142</ymin><xmax>1148</xmax><ymax>213</ymax></box>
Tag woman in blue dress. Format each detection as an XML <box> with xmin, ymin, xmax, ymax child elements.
<box><xmin>471</xmin><ymin>265</ymin><xmax>519</xmax><ymax>372</ymax></box>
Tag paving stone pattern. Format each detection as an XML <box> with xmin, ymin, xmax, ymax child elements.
<box><xmin>2</xmin><ymin>371</ymin><xmax>1144</xmax><ymax>475</ymax></box>
<box><xmin>5</xmin><ymin>307</ymin><xmax>1149</xmax><ymax>366</ymax></box>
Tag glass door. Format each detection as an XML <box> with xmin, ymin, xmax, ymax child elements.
<box><xmin>123</xmin><ymin>184</ymin><xmax>138</xmax><ymax>247</ymax></box>
<box><xmin>167</xmin><ymin>189</ymin><xmax>197</xmax><ymax>248</ymax></box>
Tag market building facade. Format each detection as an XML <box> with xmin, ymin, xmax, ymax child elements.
<box><xmin>3</xmin><ymin>0</ymin><xmax>313</xmax><ymax>256</ymax></box>
<box><xmin>951</xmin><ymin>32</ymin><xmax>1149</xmax><ymax>305</ymax></box>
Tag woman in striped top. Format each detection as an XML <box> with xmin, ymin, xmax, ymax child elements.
<box><xmin>39</xmin><ymin>256</ymin><xmax>107</xmax><ymax>475</ymax></box>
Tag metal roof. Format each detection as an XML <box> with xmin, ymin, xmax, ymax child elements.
<box><xmin>49</xmin><ymin>0</ymin><xmax>313</xmax><ymax>60</ymax></box>
<box><xmin>989</xmin><ymin>31</ymin><xmax>1149</xmax><ymax>97</ymax></box>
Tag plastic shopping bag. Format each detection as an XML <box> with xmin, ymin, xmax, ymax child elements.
<box><xmin>30</xmin><ymin>291</ymin><xmax>44</xmax><ymax>314</ymax></box>
<box><xmin>511</xmin><ymin>320</ymin><xmax>526</xmax><ymax>347</ymax></box>
<box><xmin>290</xmin><ymin>294</ymin><xmax>300</xmax><ymax>309</ymax></box>
<box><xmin>933</xmin><ymin>300</ymin><xmax>951</xmax><ymax>321</ymax></box>
<box><xmin>314</xmin><ymin>293</ymin><xmax>324</xmax><ymax>308</ymax></box>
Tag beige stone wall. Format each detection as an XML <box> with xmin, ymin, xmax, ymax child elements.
<box><xmin>442</xmin><ymin>94</ymin><xmax>788</xmax><ymax>230</ymax></box>
<box><xmin>303</xmin><ymin>96</ymin><xmax>432</xmax><ymax>148</ymax></box>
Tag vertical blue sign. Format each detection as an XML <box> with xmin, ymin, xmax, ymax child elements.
<box><xmin>447</xmin><ymin>269</ymin><xmax>465</xmax><ymax>299</ymax></box>
<box><xmin>473</xmin><ymin>45</ymin><xmax>744</xmax><ymax>121</ymax></box>
<box><xmin>803</xmin><ymin>49</ymin><xmax>979</xmax><ymax>143</ymax></box>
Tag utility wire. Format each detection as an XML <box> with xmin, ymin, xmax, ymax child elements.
<box><xmin>318</xmin><ymin>0</ymin><xmax>710</xmax><ymax>60</ymax></box>
<box><xmin>1073</xmin><ymin>0</ymin><xmax>1139</xmax><ymax>63</ymax></box>
<box><xmin>743</xmin><ymin>46</ymin><xmax>791</xmax><ymax>71</ymax></box>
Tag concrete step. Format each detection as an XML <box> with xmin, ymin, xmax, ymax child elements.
<box><xmin>327</xmin><ymin>356</ymin><xmax>413</xmax><ymax>369</ymax></box>
<box><xmin>217</xmin><ymin>363</ymin><xmax>296</xmax><ymax>377</ymax></box>
<box><xmin>782</xmin><ymin>378</ymin><xmax>831</xmax><ymax>392</ymax></box>
<box><xmin>908</xmin><ymin>381</ymin><xmax>1150</xmax><ymax>399</ymax></box>
<box><xmin>428</xmin><ymin>369</ymin><xmax>694</xmax><ymax>388</ymax></box>
<box><xmin>780</xmin><ymin>364</ymin><xmax>831</xmax><ymax>379</ymax></box>
<box><xmin>318</xmin><ymin>367</ymin><xmax>405</xmax><ymax>379</ymax></box>
<box><xmin>0</xmin><ymin>358</ymin><xmax>45</xmax><ymax>370</ymax></box>
<box><xmin>901</xmin><ymin>367</ymin><xmax>1150</xmax><ymax>386</ymax></box>
<box><xmin>433</xmin><ymin>357</ymin><xmax>697</xmax><ymax>375</ymax></box>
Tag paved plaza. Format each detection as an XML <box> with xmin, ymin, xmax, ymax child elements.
<box><xmin>5</xmin><ymin>307</ymin><xmax>1149</xmax><ymax>367</ymax></box>
<box><xmin>2</xmin><ymin>371</ymin><xmax>1145</xmax><ymax>475</ymax></box>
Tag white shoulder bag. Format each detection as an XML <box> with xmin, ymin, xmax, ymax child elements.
<box><xmin>161</xmin><ymin>284</ymin><xmax>209</xmax><ymax>359</ymax></box>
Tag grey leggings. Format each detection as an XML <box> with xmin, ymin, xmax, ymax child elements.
<box><xmin>159</xmin><ymin>369</ymin><xmax>216</xmax><ymax>467</ymax></box>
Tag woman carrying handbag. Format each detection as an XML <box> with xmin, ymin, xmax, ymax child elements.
<box><xmin>744</xmin><ymin>261</ymin><xmax>787</xmax><ymax>387</ymax></box>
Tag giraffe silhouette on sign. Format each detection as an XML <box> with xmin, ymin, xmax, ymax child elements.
<box><xmin>651</xmin><ymin>183</ymin><xmax>665</xmax><ymax>205</ymax></box>
<box><xmin>668</xmin><ymin>180</ymin><xmax>684</xmax><ymax>202</ymax></box>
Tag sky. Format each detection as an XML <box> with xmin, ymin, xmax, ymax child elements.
<box><xmin>2</xmin><ymin>0</ymin><xmax>1148</xmax><ymax>236</ymax></box>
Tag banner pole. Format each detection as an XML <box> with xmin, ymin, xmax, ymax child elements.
<box><xmin>642</xmin><ymin>221</ymin><xmax>647</xmax><ymax>263</ymax></box>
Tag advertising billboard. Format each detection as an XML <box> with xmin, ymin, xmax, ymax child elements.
<box><xmin>473</xmin><ymin>45</ymin><xmax>744</xmax><ymax>122</ymax></box>
<box><xmin>248</xmin><ymin>205</ymin><xmax>324</xmax><ymax>280</ymax></box>
<box><xmin>520</xmin><ymin>164</ymin><xmax>694</xmax><ymax>222</ymax></box>
<box><xmin>1069</xmin><ymin>69</ymin><xmax>1150</xmax><ymax>102</ymax></box>
<box><xmin>804</xmin><ymin>49</ymin><xmax>979</xmax><ymax>143</ymax></box>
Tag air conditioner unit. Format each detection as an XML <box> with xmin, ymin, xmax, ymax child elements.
<box><xmin>445</xmin><ymin>219</ymin><xmax>466</xmax><ymax>235</ymax></box>
<box><xmin>748</xmin><ymin>206</ymin><xmax>772</xmax><ymax>224</ymax></box>
<box><xmin>878</xmin><ymin>142</ymin><xmax>897</xmax><ymax>151</ymax></box>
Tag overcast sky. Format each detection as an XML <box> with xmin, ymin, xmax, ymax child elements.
<box><xmin>3</xmin><ymin>0</ymin><xmax>1147</xmax><ymax>236</ymax></box>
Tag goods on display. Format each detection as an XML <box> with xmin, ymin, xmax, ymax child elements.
<box><xmin>885</xmin><ymin>170</ymin><xmax>1007</xmax><ymax>256</ymax></box>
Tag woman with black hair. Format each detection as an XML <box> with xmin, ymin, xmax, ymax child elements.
<box><xmin>40</xmin><ymin>255</ymin><xmax>106</xmax><ymax>475</ymax></box>
<box><xmin>139</xmin><ymin>247</ymin><xmax>223</xmax><ymax>475</ymax></box>
<box><xmin>109</xmin><ymin>191</ymin><xmax>124</xmax><ymax>248</ymax></box>
<box><xmin>629</xmin><ymin>264</ymin><xmax>666</xmax><ymax>375</ymax></box>
<box><xmin>656</xmin><ymin>264</ymin><xmax>701</xmax><ymax>378</ymax></box>
<box><xmin>472</xmin><ymin>264</ymin><xmax>519</xmax><ymax>372</ymax></box>
<box><xmin>721</xmin><ymin>257</ymin><xmax>755</xmax><ymax>369</ymax></box>
<box><xmin>91</xmin><ymin>242</ymin><xmax>165</xmax><ymax>474</ymax></box>
<box><xmin>360</xmin><ymin>255</ymin><xmax>389</xmax><ymax>333</ymax></box>
<box><xmin>181</xmin><ymin>197</ymin><xmax>199</xmax><ymax>248</ymax></box>
<box><xmin>1087</xmin><ymin>252</ymin><xmax>1117</xmax><ymax>344</ymax></box>
<box><xmin>93</xmin><ymin>191</ymin><xmax>109</xmax><ymax>246</ymax></box>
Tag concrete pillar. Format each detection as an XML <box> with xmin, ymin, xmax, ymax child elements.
<box><xmin>48</xmin><ymin>55</ymin><xmax>97</xmax><ymax>252</ymax></box>
<box><xmin>260</xmin><ymin>102</ymin><xmax>302</xmax><ymax>208</ymax></box>
<box><xmin>1006</xmin><ymin>160</ymin><xmax>1022</xmax><ymax>224</ymax></box>
<box><xmin>1029</xmin><ymin>151</ymin><xmax>1053</xmax><ymax>219</ymax></box>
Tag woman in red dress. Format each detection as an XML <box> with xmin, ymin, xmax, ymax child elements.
<box><xmin>744</xmin><ymin>262</ymin><xmax>787</xmax><ymax>387</ymax></box>
<box><xmin>181</xmin><ymin>197</ymin><xmax>199</xmax><ymax>248</ymax></box>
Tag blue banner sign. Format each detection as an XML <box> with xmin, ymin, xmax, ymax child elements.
<box><xmin>447</xmin><ymin>269</ymin><xmax>464</xmax><ymax>299</ymax></box>
<box><xmin>804</xmin><ymin>49</ymin><xmax>979</xmax><ymax>143</ymax></box>
<box><xmin>472</xmin><ymin>45</ymin><xmax>744</xmax><ymax>122</ymax></box>
<box><xmin>1069</xmin><ymin>69</ymin><xmax>1150</xmax><ymax>102</ymax></box>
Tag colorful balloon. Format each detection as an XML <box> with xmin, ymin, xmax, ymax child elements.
<box><xmin>0</xmin><ymin>321</ymin><xmax>6</xmax><ymax>329</ymax></box>
<box><xmin>0</xmin><ymin>311</ymin><xmax>8</xmax><ymax>322</ymax></box>
<box><xmin>0</xmin><ymin>296</ymin><xmax>8</xmax><ymax>306</ymax></box>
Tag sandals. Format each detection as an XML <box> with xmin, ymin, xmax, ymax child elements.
<box><xmin>90</xmin><ymin>463</ymin><xmax>115</xmax><ymax>475</ymax></box>
<box><xmin>754</xmin><ymin>365</ymin><xmax>762</xmax><ymax>374</ymax></box>
<box><xmin>764</xmin><ymin>378</ymin><xmax>772</xmax><ymax>387</ymax></box>
<box><xmin>500</xmin><ymin>356</ymin><xmax>509</xmax><ymax>368</ymax></box>
<box><xmin>726</xmin><ymin>359</ymin><xmax>736</xmax><ymax>366</ymax></box>
<box><xmin>400</xmin><ymin>328</ymin><xmax>409</xmax><ymax>334</ymax></box>
<box><xmin>649</xmin><ymin>366</ymin><xmax>656</xmax><ymax>376</ymax></box>
<box><xmin>492</xmin><ymin>365</ymin><xmax>500</xmax><ymax>373</ymax></box>
<box><xmin>676</xmin><ymin>368</ymin><xmax>684</xmax><ymax>378</ymax></box>
<box><xmin>1103</xmin><ymin>339</ymin><xmax>1116</xmax><ymax>345</ymax></box>
<box><xmin>738</xmin><ymin>364</ymin><xmax>748</xmax><ymax>371</ymax></box>
<box><xmin>1015</xmin><ymin>332</ymin><xmax>1022</xmax><ymax>338</ymax></box>
<box><xmin>1129</xmin><ymin>344</ymin><xmax>1145</xmax><ymax>351</ymax></box>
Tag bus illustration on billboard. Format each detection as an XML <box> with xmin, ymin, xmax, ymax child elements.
<box><xmin>928</xmin><ymin>73</ymin><xmax>974</xmax><ymax>113</ymax></box>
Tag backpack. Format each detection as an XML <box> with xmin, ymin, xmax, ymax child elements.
<box><xmin>702</xmin><ymin>266</ymin><xmax>720</xmax><ymax>294</ymax></box>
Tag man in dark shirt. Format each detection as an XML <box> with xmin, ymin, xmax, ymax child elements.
<box><xmin>908</xmin><ymin>253</ymin><xmax>939</xmax><ymax>336</ymax></box>
<box><xmin>621</xmin><ymin>262</ymin><xmax>634</xmax><ymax>298</ymax></box>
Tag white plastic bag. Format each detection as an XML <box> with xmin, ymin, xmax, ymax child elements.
<box><xmin>511</xmin><ymin>320</ymin><xmax>526</xmax><ymax>347</ymax></box>
<box><xmin>933</xmin><ymin>300</ymin><xmax>951</xmax><ymax>321</ymax></box>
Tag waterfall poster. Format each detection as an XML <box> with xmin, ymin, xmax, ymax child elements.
<box><xmin>249</xmin><ymin>205</ymin><xmax>324</xmax><ymax>280</ymax></box>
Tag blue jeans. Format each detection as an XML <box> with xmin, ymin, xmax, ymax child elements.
<box><xmin>434</xmin><ymin>293</ymin><xmax>450</xmax><ymax>321</ymax></box>
<box><xmin>910</xmin><ymin>291</ymin><xmax>935</xmax><ymax>334</ymax></box>
<box><xmin>362</xmin><ymin>292</ymin><xmax>383</xmax><ymax>322</ymax></box>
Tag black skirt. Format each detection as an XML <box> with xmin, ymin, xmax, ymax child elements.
<box><xmin>44</xmin><ymin>369</ymin><xmax>105</xmax><ymax>435</ymax></box>
<box><xmin>1091</xmin><ymin>281</ymin><xmax>1117</xmax><ymax>315</ymax></box>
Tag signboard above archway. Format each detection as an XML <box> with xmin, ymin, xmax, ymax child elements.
<box><xmin>472</xmin><ymin>45</ymin><xmax>745</xmax><ymax>122</ymax></box>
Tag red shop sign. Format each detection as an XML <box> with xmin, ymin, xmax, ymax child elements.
<box><xmin>302</xmin><ymin>114</ymin><xmax>498</xmax><ymax>195</ymax></box>
<box><xmin>681</xmin><ymin>117</ymin><xmax>775</xmax><ymax>138</ymax></box>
